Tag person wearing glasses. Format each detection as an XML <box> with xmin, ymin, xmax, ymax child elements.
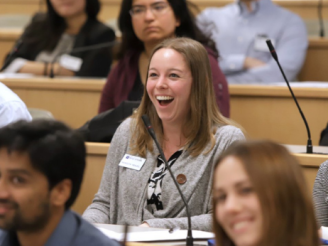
<box><xmin>2</xmin><ymin>0</ymin><xmax>115</xmax><ymax>78</ymax></box>
<box><xmin>98</xmin><ymin>0</ymin><xmax>230</xmax><ymax>118</ymax></box>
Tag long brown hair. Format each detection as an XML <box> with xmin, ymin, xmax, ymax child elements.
<box><xmin>130</xmin><ymin>37</ymin><xmax>233</xmax><ymax>157</ymax></box>
<box><xmin>213</xmin><ymin>140</ymin><xmax>319</xmax><ymax>246</ymax></box>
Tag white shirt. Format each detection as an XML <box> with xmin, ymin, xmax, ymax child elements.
<box><xmin>0</xmin><ymin>82</ymin><xmax>32</xmax><ymax>128</ymax></box>
<box><xmin>197</xmin><ymin>0</ymin><xmax>308</xmax><ymax>84</ymax></box>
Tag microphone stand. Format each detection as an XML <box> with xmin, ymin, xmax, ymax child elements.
<box><xmin>318</xmin><ymin>0</ymin><xmax>325</xmax><ymax>37</ymax></box>
<box><xmin>141</xmin><ymin>115</ymin><xmax>194</xmax><ymax>246</ymax></box>
<box><xmin>266</xmin><ymin>40</ymin><xmax>313</xmax><ymax>154</ymax></box>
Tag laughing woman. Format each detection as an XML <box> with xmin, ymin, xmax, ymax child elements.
<box><xmin>98</xmin><ymin>0</ymin><xmax>230</xmax><ymax>117</ymax></box>
<box><xmin>83</xmin><ymin>38</ymin><xmax>243</xmax><ymax>231</ymax></box>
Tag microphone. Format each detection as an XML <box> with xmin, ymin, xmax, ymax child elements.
<box><xmin>0</xmin><ymin>38</ymin><xmax>24</xmax><ymax>72</ymax></box>
<box><xmin>49</xmin><ymin>40</ymin><xmax>119</xmax><ymax>78</ymax></box>
<box><xmin>266</xmin><ymin>40</ymin><xmax>313</xmax><ymax>154</ymax></box>
<box><xmin>141</xmin><ymin>115</ymin><xmax>194</xmax><ymax>246</ymax></box>
<box><xmin>318</xmin><ymin>0</ymin><xmax>325</xmax><ymax>37</ymax></box>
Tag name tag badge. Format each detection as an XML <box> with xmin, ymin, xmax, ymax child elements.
<box><xmin>254</xmin><ymin>36</ymin><xmax>275</xmax><ymax>52</ymax></box>
<box><xmin>119</xmin><ymin>154</ymin><xmax>146</xmax><ymax>171</ymax></box>
<box><xmin>59</xmin><ymin>54</ymin><xmax>83</xmax><ymax>72</ymax></box>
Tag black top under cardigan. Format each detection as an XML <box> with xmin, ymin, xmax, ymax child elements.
<box><xmin>3</xmin><ymin>14</ymin><xmax>116</xmax><ymax>78</ymax></box>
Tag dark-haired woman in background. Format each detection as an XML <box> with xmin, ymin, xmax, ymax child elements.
<box><xmin>98</xmin><ymin>0</ymin><xmax>230</xmax><ymax>117</ymax></box>
<box><xmin>2</xmin><ymin>0</ymin><xmax>115</xmax><ymax>77</ymax></box>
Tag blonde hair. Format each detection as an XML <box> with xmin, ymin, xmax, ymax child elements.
<box><xmin>129</xmin><ymin>37</ymin><xmax>234</xmax><ymax>157</ymax></box>
<box><xmin>213</xmin><ymin>140</ymin><xmax>319</xmax><ymax>246</ymax></box>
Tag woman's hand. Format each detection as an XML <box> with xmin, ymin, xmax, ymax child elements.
<box><xmin>139</xmin><ymin>222</ymin><xmax>150</xmax><ymax>227</ymax></box>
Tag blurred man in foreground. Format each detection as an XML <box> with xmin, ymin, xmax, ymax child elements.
<box><xmin>0</xmin><ymin>119</ymin><xmax>119</xmax><ymax>246</ymax></box>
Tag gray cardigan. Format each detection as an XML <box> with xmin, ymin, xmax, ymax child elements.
<box><xmin>82</xmin><ymin>118</ymin><xmax>244</xmax><ymax>231</ymax></box>
<box><xmin>313</xmin><ymin>160</ymin><xmax>328</xmax><ymax>226</ymax></box>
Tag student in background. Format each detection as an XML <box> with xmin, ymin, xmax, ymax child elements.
<box><xmin>83</xmin><ymin>38</ymin><xmax>243</xmax><ymax>231</ymax></box>
<box><xmin>0</xmin><ymin>82</ymin><xmax>31</xmax><ymax>128</ymax></box>
<box><xmin>2</xmin><ymin>0</ymin><xmax>115</xmax><ymax>78</ymax></box>
<box><xmin>98</xmin><ymin>0</ymin><xmax>230</xmax><ymax>118</ymax></box>
<box><xmin>213</xmin><ymin>140</ymin><xmax>319</xmax><ymax>246</ymax></box>
<box><xmin>197</xmin><ymin>0</ymin><xmax>308</xmax><ymax>84</ymax></box>
<box><xmin>0</xmin><ymin>120</ymin><xmax>120</xmax><ymax>246</ymax></box>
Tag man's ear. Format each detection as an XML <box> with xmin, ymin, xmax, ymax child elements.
<box><xmin>50</xmin><ymin>179</ymin><xmax>72</xmax><ymax>207</ymax></box>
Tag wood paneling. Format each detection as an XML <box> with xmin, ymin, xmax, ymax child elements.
<box><xmin>2</xmin><ymin>77</ymin><xmax>105</xmax><ymax>128</ymax></box>
<box><xmin>0</xmin><ymin>0</ymin><xmax>328</xmax><ymax>20</ymax></box>
<box><xmin>229</xmin><ymin>84</ymin><xmax>328</xmax><ymax>145</ymax></box>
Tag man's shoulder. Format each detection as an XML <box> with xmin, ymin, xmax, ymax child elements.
<box><xmin>72</xmin><ymin>212</ymin><xmax>120</xmax><ymax>246</ymax></box>
<box><xmin>273</xmin><ymin>4</ymin><xmax>304</xmax><ymax>24</ymax></box>
<box><xmin>0</xmin><ymin>229</ymin><xmax>9</xmax><ymax>245</ymax></box>
<box><xmin>199</xmin><ymin>6</ymin><xmax>232</xmax><ymax>19</ymax></box>
<box><xmin>0</xmin><ymin>83</ymin><xmax>23</xmax><ymax>105</ymax></box>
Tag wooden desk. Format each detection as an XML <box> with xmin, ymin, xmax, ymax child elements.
<box><xmin>72</xmin><ymin>142</ymin><xmax>109</xmax><ymax>214</ymax></box>
<box><xmin>2</xmin><ymin>77</ymin><xmax>105</xmax><ymax>128</ymax></box>
<box><xmin>299</xmin><ymin>37</ymin><xmax>328</xmax><ymax>81</ymax></box>
<box><xmin>1</xmin><ymin>29</ymin><xmax>328</xmax><ymax>80</ymax></box>
<box><xmin>2</xmin><ymin>78</ymin><xmax>328</xmax><ymax>145</ymax></box>
<box><xmin>0</xmin><ymin>0</ymin><xmax>327</xmax><ymax>20</ymax></box>
<box><xmin>71</xmin><ymin>142</ymin><xmax>327</xmax><ymax>215</ymax></box>
<box><xmin>0</xmin><ymin>28</ymin><xmax>21</xmax><ymax>67</ymax></box>
<box><xmin>229</xmin><ymin>84</ymin><xmax>328</xmax><ymax>145</ymax></box>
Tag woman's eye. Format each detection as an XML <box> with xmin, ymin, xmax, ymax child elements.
<box><xmin>149</xmin><ymin>73</ymin><xmax>157</xmax><ymax>77</ymax></box>
<box><xmin>214</xmin><ymin>194</ymin><xmax>226</xmax><ymax>203</ymax></box>
<box><xmin>240</xmin><ymin>187</ymin><xmax>253</xmax><ymax>194</ymax></box>
<box><xmin>12</xmin><ymin>176</ymin><xmax>25</xmax><ymax>184</ymax></box>
<box><xmin>170</xmin><ymin>73</ymin><xmax>179</xmax><ymax>78</ymax></box>
<box><xmin>132</xmin><ymin>7</ymin><xmax>144</xmax><ymax>14</ymax></box>
<box><xmin>154</xmin><ymin>5</ymin><xmax>165</xmax><ymax>10</ymax></box>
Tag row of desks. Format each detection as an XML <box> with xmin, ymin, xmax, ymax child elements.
<box><xmin>1</xmin><ymin>0</ymin><xmax>327</xmax><ymax>20</ymax></box>
<box><xmin>1</xmin><ymin>30</ymin><xmax>327</xmax><ymax>81</ymax></box>
<box><xmin>72</xmin><ymin>142</ymin><xmax>328</xmax><ymax>215</ymax></box>
<box><xmin>2</xmin><ymin>77</ymin><xmax>328</xmax><ymax>146</ymax></box>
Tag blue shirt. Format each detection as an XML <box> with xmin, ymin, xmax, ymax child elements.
<box><xmin>0</xmin><ymin>82</ymin><xmax>32</xmax><ymax>128</ymax></box>
<box><xmin>0</xmin><ymin>210</ymin><xmax>120</xmax><ymax>246</ymax></box>
<box><xmin>197</xmin><ymin>0</ymin><xmax>308</xmax><ymax>84</ymax></box>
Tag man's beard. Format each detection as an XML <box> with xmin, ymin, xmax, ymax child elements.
<box><xmin>0</xmin><ymin>199</ymin><xmax>51</xmax><ymax>233</ymax></box>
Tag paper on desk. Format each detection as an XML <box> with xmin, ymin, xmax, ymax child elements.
<box><xmin>97</xmin><ymin>227</ymin><xmax>214</xmax><ymax>242</ymax></box>
<box><xmin>0</xmin><ymin>73</ymin><xmax>33</xmax><ymax>79</ymax></box>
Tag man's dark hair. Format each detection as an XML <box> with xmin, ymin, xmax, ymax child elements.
<box><xmin>0</xmin><ymin>119</ymin><xmax>86</xmax><ymax>209</ymax></box>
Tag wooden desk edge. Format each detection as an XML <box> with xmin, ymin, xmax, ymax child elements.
<box><xmin>1</xmin><ymin>77</ymin><xmax>106</xmax><ymax>91</ymax></box>
<box><xmin>229</xmin><ymin>84</ymin><xmax>328</xmax><ymax>98</ymax></box>
<box><xmin>295</xmin><ymin>153</ymin><xmax>327</xmax><ymax>167</ymax></box>
<box><xmin>86</xmin><ymin>142</ymin><xmax>110</xmax><ymax>155</ymax></box>
<box><xmin>84</xmin><ymin>142</ymin><xmax>326</xmax><ymax>168</ymax></box>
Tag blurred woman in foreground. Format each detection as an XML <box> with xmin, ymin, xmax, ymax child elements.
<box><xmin>213</xmin><ymin>140</ymin><xmax>319</xmax><ymax>246</ymax></box>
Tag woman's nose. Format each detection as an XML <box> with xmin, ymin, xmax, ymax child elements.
<box><xmin>224</xmin><ymin>194</ymin><xmax>242</xmax><ymax>214</ymax></box>
<box><xmin>155</xmin><ymin>76</ymin><xmax>168</xmax><ymax>89</ymax></box>
<box><xmin>144</xmin><ymin>7</ymin><xmax>155</xmax><ymax>21</ymax></box>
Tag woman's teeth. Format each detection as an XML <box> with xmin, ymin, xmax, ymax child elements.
<box><xmin>156</xmin><ymin>96</ymin><xmax>174</xmax><ymax>100</ymax></box>
<box><xmin>156</xmin><ymin>96</ymin><xmax>174</xmax><ymax>105</ymax></box>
